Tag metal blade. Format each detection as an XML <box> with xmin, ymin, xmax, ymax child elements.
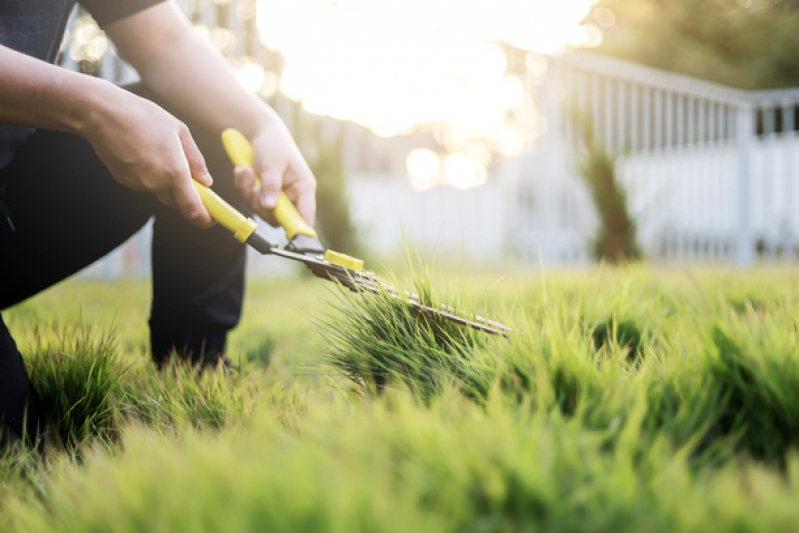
<box><xmin>265</xmin><ymin>247</ymin><xmax>514</xmax><ymax>337</ymax></box>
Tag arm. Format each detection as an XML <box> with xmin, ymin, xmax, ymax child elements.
<box><xmin>106</xmin><ymin>1</ymin><xmax>317</xmax><ymax>226</ymax></box>
<box><xmin>0</xmin><ymin>44</ymin><xmax>214</xmax><ymax>227</ymax></box>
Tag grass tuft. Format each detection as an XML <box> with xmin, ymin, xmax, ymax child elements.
<box><xmin>120</xmin><ymin>364</ymin><xmax>256</xmax><ymax>433</ymax></box>
<box><xmin>25</xmin><ymin>324</ymin><xmax>127</xmax><ymax>454</ymax></box>
<box><xmin>705</xmin><ymin>324</ymin><xmax>799</xmax><ymax>464</ymax></box>
<box><xmin>320</xmin><ymin>273</ymin><xmax>496</xmax><ymax>403</ymax></box>
<box><xmin>591</xmin><ymin>316</ymin><xmax>643</xmax><ymax>362</ymax></box>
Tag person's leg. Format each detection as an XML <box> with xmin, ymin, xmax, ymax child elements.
<box><xmin>0</xmin><ymin>85</ymin><xmax>250</xmax><ymax>449</ymax></box>
<box><xmin>0</xmin><ymin>127</ymin><xmax>156</xmax><ymax>309</ymax></box>
<box><xmin>0</xmin><ymin>85</ymin><xmax>248</xmax><ymax>376</ymax></box>
<box><xmin>0</xmin><ymin>314</ymin><xmax>43</xmax><ymax>450</ymax></box>
<box><xmin>141</xmin><ymin>85</ymin><xmax>250</xmax><ymax>369</ymax></box>
<box><xmin>0</xmin><ymin>125</ymin><xmax>154</xmax><ymax>451</ymax></box>
<box><xmin>1</xmin><ymin>84</ymin><xmax>250</xmax><ymax>369</ymax></box>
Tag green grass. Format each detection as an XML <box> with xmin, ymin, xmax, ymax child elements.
<box><xmin>2</xmin><ymin>266</ymin><xmax>799</xmax><ymax>531</ymax></box>
<box><xmin>26</xmin><ymin>323</ymin><xmax>126</xmax><ymax>453</ymax></box>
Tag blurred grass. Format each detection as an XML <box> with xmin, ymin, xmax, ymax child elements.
<box><xmin>2</xmin><ymin>266</ymin><xmax>799</xmax><ymax>531</ymax></box>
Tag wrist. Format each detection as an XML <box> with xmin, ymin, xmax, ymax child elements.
<box><xmin>67</xmin><ymin>76</ymin><xmax>123</xmax><ymax>140</ymax></box>
<box><xmin>237</xmin><ymin>103</ymin><xmax>288</xmax><ymax>141</ymax></box>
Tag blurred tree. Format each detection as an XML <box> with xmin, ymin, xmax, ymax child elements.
<box><xmin>309</xmin><ymin>134</ymin><xmax>362</xmax><ymax>258</ymax></box>
<box><xmin>572</xmin><ymin>110</ymin><xmax>641</xmax><ymax>264</ymax></box>
<box><xmin>588</xmin><ymin>0</ymin><xmax>799</xmax><ymax>89</ymax></box>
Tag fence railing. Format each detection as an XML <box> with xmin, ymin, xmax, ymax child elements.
<box><xmin>519</xmin><ymin>51</ymin><xmax>799</xmax><ymax>264</ymax></box>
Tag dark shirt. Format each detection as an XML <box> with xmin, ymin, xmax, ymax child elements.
<box><xmin>0</xmin><ymin>0</ymin><xmax>165</xmax><ymax>168</ymax></box>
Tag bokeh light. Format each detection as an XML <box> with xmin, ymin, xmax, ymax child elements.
<box><xmin>209</xmin><ymin>27</ymin><xmax>235</xmax><ymax>54</ymax></box>
<box><xmin>593</xmin><ymin>6</ymin><xmax>616</xmax><ymax>28</ymax></box>
<box><xmin>259</xmin><ymin>71</ymin><xmax>279</xmax><ymax>98</ymax></box>
<box><xmin>69</xmin><ymin>16</ymin><xmax>108</xmax><ymax>63</ymax></box>
<box><xmin>235</xmin><ymin>57</ymin><xmax>267</xmax><ymax>93</ymax></box>
<box><xmin>406</xmin><ymin>149</ymin><xmax>441</xmax><ymax>190</ymax></box>
<box><xmin>443</xmin><ymin>153</ymin><xmax>487</xmax><ymax>190</ymax></box>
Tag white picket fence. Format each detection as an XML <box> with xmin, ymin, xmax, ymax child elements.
<box><xmin>521</xmin><ymin>51</ymin><xmax>799</xmax><ymax>264</ymax></box>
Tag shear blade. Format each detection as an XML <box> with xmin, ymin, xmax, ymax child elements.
<box><xmin>307</xmin><ymin>262</ymin><xmax>512</xmax><ymax>338</ymax></box>
<box><xmin>263</xmin><ymin>244</ymin><xmax>513</xmax><ymax>337</ymax></box>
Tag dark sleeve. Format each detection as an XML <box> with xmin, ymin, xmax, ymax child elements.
<box><xmin>78</xmin><ymin>0</ymin><xmax>168</xmax><ymax>28</ymax></box>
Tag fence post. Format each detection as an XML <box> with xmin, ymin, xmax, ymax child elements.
<box><xmin>735</xmin><ymin>103</ymin><xmax>754</xmax><ymax>265</ymax></box>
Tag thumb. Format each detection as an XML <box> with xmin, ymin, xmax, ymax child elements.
<box><xmin>179</xmin><ymin>126</ymin><xmax>213</xmax><ymax>187</ymax></box>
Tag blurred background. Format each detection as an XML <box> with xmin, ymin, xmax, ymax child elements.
<box><xmin>61</xmin><ymin>0</ymin><xmax>799</xmax><ymax>276</ymax></box>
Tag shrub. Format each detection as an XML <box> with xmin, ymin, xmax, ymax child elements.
<box><xmin>572</xmin><ymin>110</ymin><xmax>641</xmax><ymax>263</ymax></box>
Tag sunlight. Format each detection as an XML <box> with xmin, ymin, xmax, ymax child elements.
<box><xmin>443</xmin><ymin>153</ymin><xmax>487</xmax><ymax>190</ymax></box>
<box><xmin>256</xmin><ymin>0</ymin><xmax>598</xmax><ymax>187</ymax></box>
<box><xmin>257</xmin><ymin>0</ymin><xmax>597</xmax><ymax>137</ymax></box>
<box><xmin>235</xmin><ymin>57</ymin><xmax>267</xmax><ymax>93</ymax></box>
<box><xmin>406</xmin><ymin>148</ymin><xmax>441</xmax><ymax>191</ymax></box>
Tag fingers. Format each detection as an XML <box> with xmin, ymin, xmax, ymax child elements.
<box><xmin>237</xmin><ymin>133</ymin><xmax>317</xmax><ymax>229</ymax></box>
<box><xmin>170</xmin><ymin>127</ymin><xmax>214</xmax><ymax>228</ymax></box>
<box><xmin>235</xmin><ymin>166</ymin><xmax>278</xmax><ymax>226</ymax></box>
<box><xmin>233</xmin><ymin>167</ymin><xmax>256</xmax><ymax>203</ymax></box>
<box><xmin>255</xmin><ymin>166</ymin><xmax>282</xmax><ymax>212</ymax></box>
<box><xmin>294</xmin><ymin>190</ymin><xmax>316</xmax><ymax>227</ymax></box>
<box><xmin>170</xmin><ymin>167</ymin><xmax>215</xmax><ymax>228</ymax></box>
<box><xmin>179</xmin><ymin>125</ymin><xmax>213</xmax><ymax>187</ymax></box>
<box><xmin>286</xmin><ymin>168</ymin><xmax>317</xmax><ymax>227</ymax></box>
<box><xmin>155</xmin><ymin>190</ymin><xmax>178</xmax><ymax>210</ymax></box>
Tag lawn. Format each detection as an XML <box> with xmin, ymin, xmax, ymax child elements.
<box><xmin>2</xmin><ymin>265</ymin><xmax>799</xmax><ymax>532</ymax></box>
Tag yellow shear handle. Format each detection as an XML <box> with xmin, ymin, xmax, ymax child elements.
<box><xmin>221</xmin><ymin>128</ymin><xmax>318</xmax><ymax>241</ymax></box>
<box><xmin>192</xmin><ymin>182</ymin><xmax>257</xmax><ymax>243</ymax></box>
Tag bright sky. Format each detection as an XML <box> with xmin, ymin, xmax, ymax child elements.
<box><xmin>258</xmin><ymin>0</ymin><xmax>598</xmax><ymax>132</ymax></box>
<box><xmin>255</xmin><ymin>0</ymin><xmax>600</xmax><ymax>187</ymax></box>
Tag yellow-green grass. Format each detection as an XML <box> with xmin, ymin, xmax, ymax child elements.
<box><xmin>2</xmin><ymin>265</ymin><xmax>799</xmax><ymax>532</ymax></box>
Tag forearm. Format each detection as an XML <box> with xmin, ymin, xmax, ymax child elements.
<box><xmin>0</xmin><ymin>44</ymin><xmax>115</xmax><ymax>136</ymax></box>
<box><xmin>146</xmin><ymin>33</ymin><xmax>278</xmax><ymax>139</ymax></box>
<box><xmin>0</xmin><ymin>43</ymin><xmax>214</xmax><ymax>227</ymax></box>
<box><xmin>106</xmin><ymin>1</ymin><xmax>316</xmax><ymax>224</ymax></box>
<box><xmin>107</xmin><ymin>4</ymin><xmax>280</xmax><ymax>141</ymax></box>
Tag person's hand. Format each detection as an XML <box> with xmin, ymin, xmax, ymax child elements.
<box><xmin>231</xmin><ymin>117</ymin><xmax>317</xmax><ymax>228</ymax></box>
<box><xmin>83</xmin><ymin>88</ymin><xmax>214</xmax><ymax>228</ymax></box>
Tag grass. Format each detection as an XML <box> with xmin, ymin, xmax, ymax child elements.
<box><xmin>2</xmin><ymin>266</ymin><xmax>799</xmax><ymax>531</ymax></box>
<box><xmin>320</xmin><ymin>273</ymin><xmax>491</xmax><ymax>401</ymax></box>
<box><xmin>25</xmin><ymin>324</ymin><xmax>126</xmax><ymax>453</ymax></box>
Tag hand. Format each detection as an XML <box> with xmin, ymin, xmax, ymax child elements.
<box><xmin>232</xmin><ymin>118</ymin><xmax>317</xmax><ymax>227</ymax></box>
<box><xmin>83</xmin><ymin>88</ymin><xmax>214</xmax><ymax>228</ymax></box>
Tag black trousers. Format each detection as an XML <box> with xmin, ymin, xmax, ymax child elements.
<box><xmin>0</xmin><ymin>84</ymin><xmax>249</xmax><ymax>446</ymax></box>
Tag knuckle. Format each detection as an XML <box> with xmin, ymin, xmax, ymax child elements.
<box><xmin>167</xmin><ymin>164</ymin><xmax>189</xmax><ymax>183</ymax></box>
<box><xmin>182</xmin><ymin>205</ymin><xmax>205</xmax><ymax>221</ymax></box>
<box><xmin>154</xmin><ymin>160</ymin><xmax>179</xmax><ymax>179</ymax></box>
<box><xmin>138</xmin><ymin>175</ymin><xmax>160</xmax><ymax>192</ymax></box>
<box><xmin>194</xmin><ymin>156</ymin><xmax>209</xmax><ymax>174</ymax></box>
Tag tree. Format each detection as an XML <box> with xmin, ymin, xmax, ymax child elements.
<box><xmin>310</xmin><ymin>134</ymin><xmax>362</xmax><ymax>259</ymax></box>
<box><xmin>588</xmin><ymin>0</ymin><xmax>799</xmax><ymax>89</ymax></box>
<box><xmin>572</xmin><ymin>110</ymin><xmax>641</xmax><ymax>264</ymax></box>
